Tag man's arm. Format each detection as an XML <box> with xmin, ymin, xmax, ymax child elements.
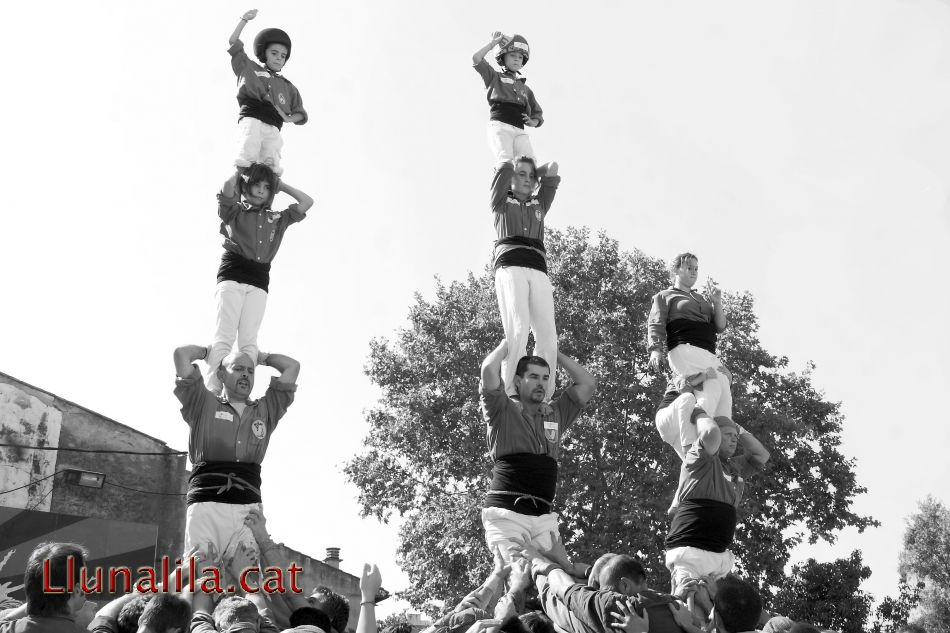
<box><xmin>693</xmin><ymin>409</ymin><xmax>721</xmax><ymax>456</ymax></box>
<box><xmin>647</xmin><ymin>292</ymin><xmax>669</xmax><ymax>372</ymax></box>
<box><xmin>494</xmin><ymin>558</ymin><xmax>530</xmax><ymax>621</ymax></box>
<box><xmin>490</xmin><ymin>162</ymin><xmax>514</xmax><ymax>211</ymax></box>
<box><xmin>277</xmin><ymin>180</ymin><xmax>314</xmax><ymax>214</ymax></box>
<box><xmin>535</xmin><ymin>162</ymin><xmax>559</xmax><ymax>179</ymax></box>
<box><xmin>481</xmin><ymin>341</ymin><xmax>508</xmax><ymax>392</ymax></box>
<box><xmin>557</xmin><ymin>352</ymin><xmax>596</xmax><ymax>406</ymax></box>
<box><xmin>228</xmin><ymin>9</ymin><xmax>257</xmax><ymax>46</ymax></box>
<box><xmin>174</xmin><ymin>345</ymin><xmax>208</xmax><ymax>378</ymax></box>
<box><xmin>257</xmin><ymin>352</ymin><xmax>300</xmax><ymax>384</ymax></box>
<box><xmin>473</xmin><ymin>32</ymin><xmax>507</xmax><ymax>65</ymax></box>
<box><xmin>456</xmin><ymin>546</ymin><xmax>510</xmax><ymax>613</ymax></box>
<box><xmin>736</xmin><ymin>424</ymin><xmax>770</xmax><ymax>467</ymax></box>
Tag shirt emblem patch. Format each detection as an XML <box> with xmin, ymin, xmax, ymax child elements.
<box><xmin>252</xmin><ymin>419</ymin><xmax>266</xmax><ymax>439</ymax></box>
<box><xmin>254</xmin><ymin>71</ymin><xmax>270</xmax><ymax>78</ymax></box>
<box><xmin>215</xmin><ymin>411</ymin><xmax>234</xmax><ymax>422</ymax></box>
<box><xmin>535</xmin><ymin>208</ymin><xmax>542</xmax><ymax>221</ymax></box>
<box><xmin>500</xmin><ymin>77</ymin><xmax>515</xmax><ymax>84</ymax></box>
<box><xmin>278</xmin><ymin>93</ymin><xmax>287</xmax><ymax>105</ymax></box>
<box><xmin>543</xmin><ymin>420</ymin><xmax>558</xmax><ymax>443</ymax></box>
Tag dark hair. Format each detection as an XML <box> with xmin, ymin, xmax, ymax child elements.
<box><xmin>241</xmin><ymin>163</ymin><xmax>278</xmax><ymax>201</ymax></box>
<box><xmin>379</xmin><ymin>624</ymin><xmax>412</xmax><ymax>633</ymax></box>
<box><xmin>512</xmin><ymin>156</ymin><xmax>538</xmax><ymax>179</ymax></box>
<box><xmin>598</xmin><ymin>555</ymin><xmax>646</xmax><ymax>592</ymax></box>
<box><xmin>25</xmin><ymin>542</ymin><xmax>88</xmax><ymax>616</ymax></box>
<box><xmin>213</xmin><ymin>597</ymin><xmax>259</xmax><ymax>632</ymax></box>
<box><xmin>311</xmin><ymin>587</ymin><xmax>350</xmax><ymax>633</ymax></box>
<box><xmin>515</xmin><ymin>355</ymin><xmax>550</xmax><ymax>378</ymax></box>
<box><xmin>714</xmin><ymin>574</ymin><xmax>763</xmax><ymax>633</ymax></box>
<box><xmin>138</xmin><ymin>594</ymin><xmax>192</xmax><ymax>633</ymax></box>
<box><xmin>117</xmin><ymin>595</ymin><xmax>153</xmax><ymax>633</ymax></box>
<box><xmin>500</xmin><ymin>615</ymin><xmax>531</xmax><ymax>633</ymax></box>
<box><xmin>668</xmin><ymin>252</ymin><xmax>698</xmax><ymax>276</ymax></box>
<box><xmin>588</xmin><ymin>553</ymin><xmax>617</xmax><ymax>589</ymax></box>
<box><xmin>518</xmin><ymin>611</ymin><xmax>554</xmax><ymax>633</ymax></box>
<box><xmin>291</xmin><ymin>607</ymin><xmax>333</xmax><ymax>631</ymax></box>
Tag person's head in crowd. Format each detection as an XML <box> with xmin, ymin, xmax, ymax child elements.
<box><xmin>587</xmin><ymin>553</ymin><xmax>618</xmax><ymax>589</ymax></box>
<box><xmin>597</xmin><ymin>555</ymin><xmax>646</xmax><ymax>596</ymax></box>
<box><xmin>379</xmin><ymin>624</ymin><xmax>412</xmax><ymax>633</ymax></box>
<box><xmin>898</xmin><ymin>625</ymin><xmax>928</xmax><ymax>633</ymax></box>
<box><xmin>518</xmin><ymin>611</ymin><xmax>554</xmax><ymax>633</ymax></box>
<box><xmin>117</xmin><ymin>595</ymin><xmax>153</xmax><ymax>633</ymax></box>
<box><xmin>715</xmin><ymin>417</ymin><xmax>740</xmax><ymax>459</ymax></box>
<box><xmin>307</xmin><ymin>587</ymin><xmax>350</xmax><ymax>633</ymax></box>
<box><xmin>289</xmin><ymin>607</ymin><xmax>332</xmax><ymax>632</ymax></box>
<box><xmin>500</xmin><ymin>615</ymin><xmax>531</xmax><ymax>633</ymax></box>
<box><xmin>24</xmin><ymin>542</ymin><xmax>88</xmax><ymax>617</ymax></box>
<box><xmin>789</xmin><ymin>623</ymin><xmax>821</xmax><ymax>633</ymax></box>
<box><xmin>137</xmin><ymin>594</ymin><xmax>191</xmax><ymax>633</ymax></box>
<box><xmin>761</xmin><ymin>616</ymin><xmax>795</xmax><ymax>633</ymax></box>
<box><xmin>713</xmin><ymin>574</ymin><xmax>762</xmax><ymax>633</ymax></box>
<box><xmin>514</xmin><ymin>355</ymin><xmax>550</xmax><ymax>404</ymax></box>
<box><xmin>213</xmin><ymin>597</ymin><xmax>260</xmax><ymax>633</ymax></box>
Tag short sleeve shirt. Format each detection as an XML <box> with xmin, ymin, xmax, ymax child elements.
<box><xmin>0</xmin><ymin>616</ymin><xmax>87</xmax><ymax>633</ymax></box>
<box><xmin>679</xmin><ymin>438</ymin><xmax>762</xmax><ymax>507</ymax></box>
<box><xmin>539</xmin><ymin>579</ymin><xmax>681</xmax><ymax>633</ymax></box>
<box><xmin>174</xmin><ymin>365</ymin><xmax>296</xmax><ymax>464</ymax></box>
<box><xmin>480</xmin><ymin>384</ymin><xmax>584</xmax><ymax>461</ymax></box>
<box><xmin>229</xmin><ymin>41</ymin><xmax>308</xmax><ymax>123</ymax></box>
<box><xmin>218</xmin><ymin>189</ymin><xmax>305</xmax><ymax>265</ymax></box>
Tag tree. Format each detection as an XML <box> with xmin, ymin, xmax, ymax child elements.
<box><xmin>345</xmin><ymin>228</ymin><xmax>877</xmax><ymax>612</ymax></box>
<box><xmin>871</xmin><ymin>577</ymin><xmax>923</xmax><ymax>633</ymax></box>
<box><xmin>770</xmin><ymin>551</ymin><xmax>873</xmax><ymax>633</ymax></box>
<box><xmin>899</xmin><ymin>496</ymin><xmax>950</xmax><ymax>633</ymax></box>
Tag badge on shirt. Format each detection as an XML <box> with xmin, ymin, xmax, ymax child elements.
<box><xmin>254</xmin><ymin>71</ymin><xmax>270</xmax><ymax>78</ymax></box>
<box><xmin>215</xmin><ymin>411</ymin><xmax>234</xmax><ymax>422</ymax></box>
<box><xmin>543</xmin><ymin>420</ymin><xmax>559</xmax><ymax>443</ymax></box>
<box><xmin>278</xmin><ymin>93</ymin><xmax>287</xmax><ymax>105</ymax></box>
<box><xmin>252</xmin><ymin>419</ymin><xmax>266</xmax><ymax>439</ymax></box>
<box><xmin>535</xmin><ymin>208</ymin><xmax>542</xmax><ymax>221</ymax></box>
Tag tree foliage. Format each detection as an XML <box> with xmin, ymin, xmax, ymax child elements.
<box><xmin>899</xmin><ymin>496</ymin><xmax>950</xmax><ymax>633</ymax></box>
<box><xmin>344</xmin><ymin>228</ymin><xmax>877</xmax><ymax>611</ymax></box>
<box><xmin>771</xmin><ymin>551</ymin><xmax>873</xmax><ymax>633</ymax></box>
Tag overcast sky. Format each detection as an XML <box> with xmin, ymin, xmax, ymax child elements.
<box><xmin>3</xmin><ymin>0</ymin><xmax>950</xmax><ymax>616</ymax></box>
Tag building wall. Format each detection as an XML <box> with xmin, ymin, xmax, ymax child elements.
<box><xmin>0</xmin><ymin>371</ymin><xmax>187</xmax><ymax>566</ymax></box>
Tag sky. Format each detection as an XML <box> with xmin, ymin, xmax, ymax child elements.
<box><xmin>3</xmin><ymin>0</ymin><xmax>950</xmax><ymax>618</ymax></box>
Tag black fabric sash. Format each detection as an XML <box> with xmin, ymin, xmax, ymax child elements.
<box><xmin>666</xmin><ymin>319</ymin><xmax>717</xmax><ymax>354</ymax></box>
<box><xmin>665</xmin><ymin>498</ymin><xmax>737</xmax><ymax>553</ymax></box>
<box><xmin>217</xmin><ymin>250</ymin><xmax>271</xmax><ymax>292</ymax></box>
<box><xmin>490</xmin><ymin>101</ymin><xmax>526</xmax><ymax>128</ymax></box>
<box><xmin>238</xmin><ymin>96</ymin><xmax>284</xmax><ymax>130</ymax></box>
<box><xmin>187</xmin><ymin>461</ymin><xmax>263</xmax><ymax>506</ymax></box>
<box><xmin>485</xmin><ymin>453</ymin><xmax>558</xmax><ymax>516</ymax></box>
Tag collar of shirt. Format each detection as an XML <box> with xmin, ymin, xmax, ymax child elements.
<box><xmin>502</xmin><ymin>69</ymin><xmax>527</xmax><ymax>82</ymax></box>
<box><xmin>217</xmin><ymin>394</ymin><xmax>258</xmax><ymax>407</ymax></box>
<box><xmin>239</xmin><ymin>201</ymin><xmax>272</xmax><ymax>213</ymax></box>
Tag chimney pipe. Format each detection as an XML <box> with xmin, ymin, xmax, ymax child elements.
<box><xmin>324</xmin><ymin>547</ymin><xmax>341</xmax><ymax>569</ymax></box>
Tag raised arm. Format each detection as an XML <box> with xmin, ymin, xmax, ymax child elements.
<box><xmin>535</xmin><ymin>161</ymin><xmax>559</xmax><ymax>179</ymax></box>
<box><xmin>257</xmin><ymin>351</ymin><xmax>300</xmax><ymax>384</ymax></box>
<box><xmin>356</xmin><ymin>564</ymin><xmax>382</xmax><ymax>633</ymax></box>
<box><xmin>736</xmin><ymin>424</ymin><xmax>770</xmax><ymax>467</ymax></box>
<box><xmin>493</xmin><ymin>557</ymin><xmax>530</xmax><ymax>621</ymax></box>
<box><xmin>174</xmin><ymin>345</ymin><xmax>208</xmax><ymax>378</ymax></box>
<box><xmin>473</xmin><ymin>32</ymin><xmax>507</xmax><ymax>65</ymax></box>
<box><xmin>277</xmin><ymin>180</ymin><xmax>314</xmax><ymax>214</ymax></box>
<box><xmin>646</xmin><ymin>292</ymin><xmax>669</xmax><ymax>372</ymax></box>
<box><xmin>222</xmin><ymin>171</ymin><xmax>242</xmax><ymax>198</ymax></box>
<box><xmin>481</xmin><ymin>341</ymin><xmax>508</xmax><ymax>391</ymax></box>
<box><xmin>228</xmin><ymin>9</ymin><xmax>258</xmax><ymax>47</ymax></box>
<box><xmin>708</xmin><ymin>288</ymin><xmax>727</xmax><ymax>332</ymax></box>
<box><xmin>557</xmin><ymin>352</ymin><xmax>596</xmax><ymax>406</ymax></box>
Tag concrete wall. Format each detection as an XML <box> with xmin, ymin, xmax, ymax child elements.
<box><xmin>0</xmin><ymin>371</ymin><xmax>187</xmax><ymax>565</ymax></box>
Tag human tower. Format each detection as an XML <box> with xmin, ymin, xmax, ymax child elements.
<box><xmin>168</xmin><ymin>16</ymin><xmax>770</xmax><ymax>626</ymax></box>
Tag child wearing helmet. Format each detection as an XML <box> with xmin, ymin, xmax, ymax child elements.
<box><xmin>227</xmin><ymin>9</ymin><xmax>308</xmax><ymax>176</ymax></box>
<box><xmin>472</xmin><ymin>32</ymin><xmax>544</xmax><ymax>164</ymax></box>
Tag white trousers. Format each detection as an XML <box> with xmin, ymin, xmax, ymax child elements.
<box><xmin>482</xmin><ymin>507</ymin><xmax>559</xmax><ymax>562</ymax></box>
<box><xmin>235</xmin><ymin>117</ymin><xmax>284</xmax><ymax>175</ymax></box>
<box><xmin>494</xmin><ymin>267</ymin><xmax>557</xmax><ymax>401</ymax></box>
<box><xmin>487</xmin><ymin>121</ymin><xmax>535</xmax><ymax>163</ymax></box>
<box><xmin>666</xmin><ymin>546</ymin><xmax>734</xmax><ymax>594</ymax></box>
<box><xmin>668</xmin><ymin>344</ymin><xmax>732</xmax><ymax>419</ymax></box>
<box><xmin>185</xmin><ymin>501</ymin><xmax>262</xmax><ymax>570</ymax></box>
<box><xmin>655</xmin><ymin>393</ymin><xmax>698</xmax><ymax>460</ymax></box>
<box><xmin>205</xmin><ymin>280</ymin><xmax>267</xmax><ymax>393</ymax></box>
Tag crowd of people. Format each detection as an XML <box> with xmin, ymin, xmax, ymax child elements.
<box><xmin>0</xmin><ymin>14</ymin><xmax>912</xmax><ymax>633</ymax></box>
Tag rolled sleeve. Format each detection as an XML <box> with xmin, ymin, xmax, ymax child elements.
<box><xmin>474</xmin><ymin>58</ymin><xmax>496</xmax><ymax>87</ymax></box>
<box><xmin>174</xmin><ymin>365</ymin><xmax>212</xmax><ymax>428</ymax></box>
<box><xmin>537</xmin><ymin>175</ymin><xmax>560</xmax><ymax>213</ymax></box>
<box><xmin>284</xmin><ymin>202</ymin><xmax>306</xmax><ymax>223</ymax></box>
<box><xmin>491</xmin><ymin>162</ymin><xmax>514</xmax><ymax>212</ymax></box>
<box><xmin>479</xmin><ymin>383</ymin><xmax>511</xmax><ymax>427</ymax></box>
<box><xmin>229</xmin><ymin>40</ymin><xmax>251</xmax><ymax>75</ymax></box>
<box><xmin>647</xmin><ymin>292</ymin><xmax>669</xmax><ymax>352</ymax></box>
<box><xmin>262</xmin><ymin>377</ymin><xmax>296</xmax><ymax>431</ymax></box>
<box><xmin>527</xmin><ymin>87</ymin><xmax>544</xmax><ymax>127</ymax></box>
<box><xmin>289</xmin><ymin>86</ymin><xmax>308</xmax><ymax>125</ymax></box>
<box><xmin>218</xmin><ymin>189</ymin><xmax>242</xmax><ymax>222</ymax></box>
<box><xmin>555</xmin><ymin>386</ymin><xmax>585</xmax><ymax>433</ymax></box>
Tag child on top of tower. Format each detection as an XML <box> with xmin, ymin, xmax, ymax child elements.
<box><xmin>472</xmin><ymin>32</ymin><xmax>544</xmax><ymax>164</ymax></box>
<box><xmin>228</xmin><ymin>9</ymin><xmax>308</xmax><ymax>176</ymax></box>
